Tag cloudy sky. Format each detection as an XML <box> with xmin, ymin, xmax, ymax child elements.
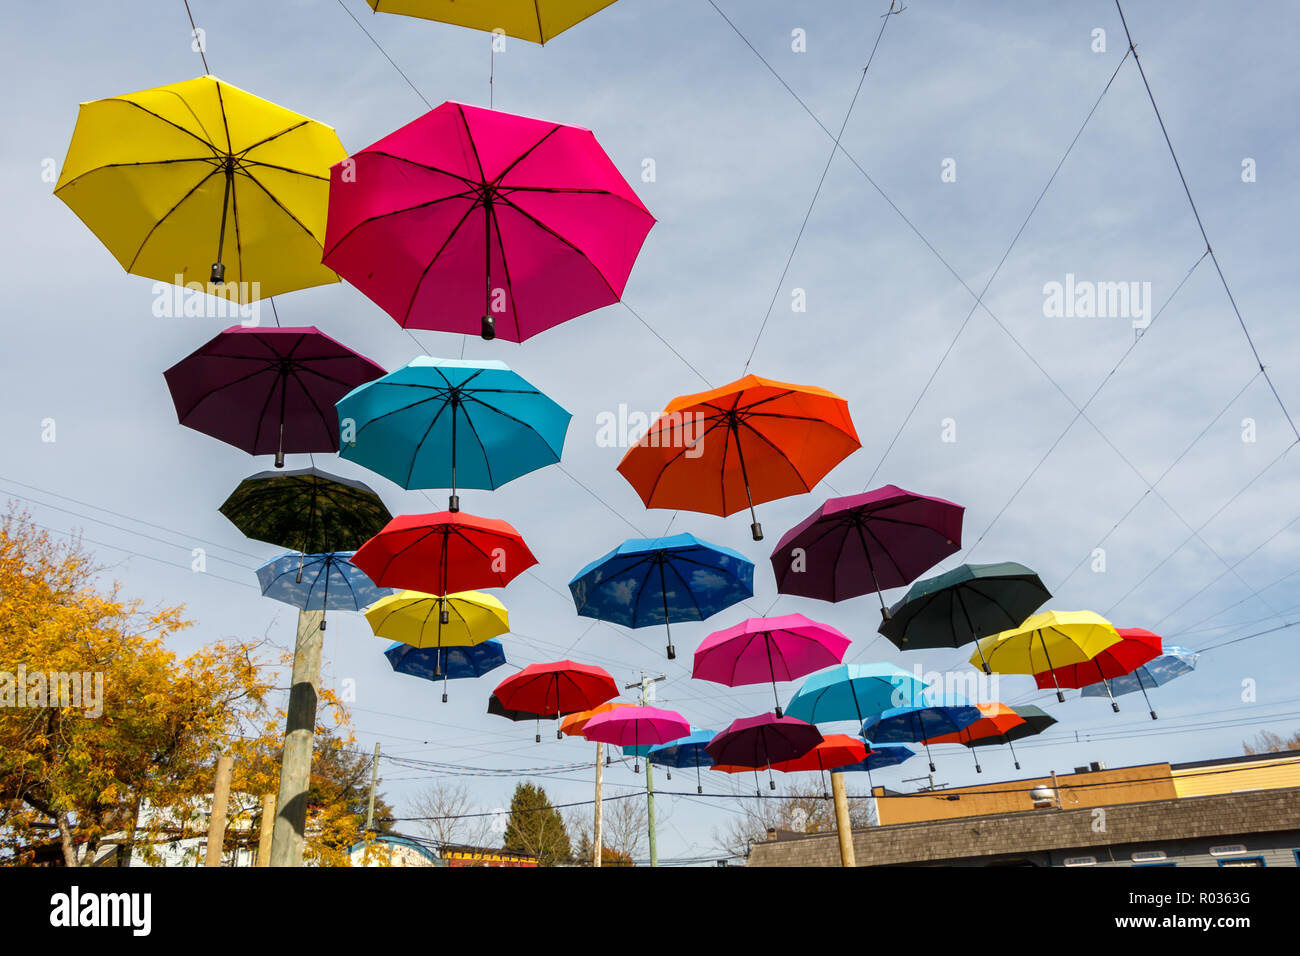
<box><xmin>4</xmin><ymin>0</ymin><xmax>1300</xmax><ymax>863</ymax></box>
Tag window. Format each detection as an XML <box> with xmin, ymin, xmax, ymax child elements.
<box><xmin>1217</xmin><ymin>857</ymin><xmax>1265</xmax><ymax>867</ymax></box>
<box><xmin>1131</xmin><ymin>850</ymin><xmax>1167</xmax><ymax>864</ymax></box>
<box><xmin>1209</xmin><ymin>844</ymin><xmax>1248</xmax><ymax>858</ymax></box>
<box><xmin>1134</xmin><ymin>861</ymin><xmax>1177</xmax><ymax>867</ymax></box>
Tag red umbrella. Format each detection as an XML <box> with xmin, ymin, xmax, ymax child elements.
<box><xmin>1034</xmin><ymin>627</ymin><xmax>1162</xmax><ymax>713</ymax></box>
<box><xmin>705</xmin><ymin>714</ymin><xmax>823</xmax><ymax>794</ymax></box>
<box><xmin>494</xmin><ymin>661</ymin><xmax>619</xmax><ymax>741</ymax></box>
<box><xmin>768</xmin><ymin>733</ymin><xmax>869</xmax><ymax>796</ymax></box>
<box><xmin>352</xmin><ymin>511</ymin><xmax>537</xmax><ymax>597</ymax></box>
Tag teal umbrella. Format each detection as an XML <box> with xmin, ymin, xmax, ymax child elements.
<box><xmin>784</xmin><ymin>663</ymin><xmax>927</xmax><ymax>725</ymax></box>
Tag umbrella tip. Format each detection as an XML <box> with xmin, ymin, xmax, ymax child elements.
<box><xmin>274</xmin><ymin>450</ymin><xmax>285</xmax><ymax>468</ymax></box>
<box><xmin>448</xmin><ymin>494</ymin><xmax>460</xmax><ymax>513</ymax></box>
<box><xmin>1112</xmin><ymin>702</ymin><xmax>1120</xmax><ymax>713</ymax></box>
<box><xmin>1056</xmin><ymin>691</ymin><xmax>1065</xmax><ymax>703</ymax></box>
<box><xmin>1014</xmin><ymin>762</ymin><xmax>1021</xmax><ymax>770</ymax></box>
<box><xmin>210</xmin><ymin>262</ymin><xmax>225</xmax><ymax>285</ymax></box>
<box><xmin>666</xmin><ymin>644</ymin><xmax>676</xmax><ymax>661</ymax></box>
<box><xmin>774</xmin><ymin>706</ymin><xmax>783</xmax><ymax>718</ymax></box>
<box><xmin>750</xmin><ymin>522</ymin><xmax>763</xmax><ymax>542</ymax></box>
<box><xmin>880</xmin><ymin>606</ymin><xmax>893</xmax><ymax>622</ymax></box>
<box><xmin>481</xmin><ymin>314</ymin><xmax>496</xmax><ymax>340</ymax></box>
<box><xmin>1150</xmin><ymin>711</ymin><xmax>1158</xmax><ymax>721</ymax></box>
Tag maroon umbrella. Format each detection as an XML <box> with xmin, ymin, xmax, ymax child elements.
<box><xmin>705</xmin><ymin>714</ymin><xmax>823</xmax><ymax>793</ymax></box>
<box><xmin>770</xmin><ymin>485</ymin><xmax>964</xmax><ymax>619</ymax></box>
<box><xmin>164</xmin><ymin>326</ymin><xmax>385</xmax><ymax>467</ymax></box>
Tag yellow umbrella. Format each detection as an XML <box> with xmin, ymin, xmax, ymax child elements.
<box><xmin>367</xmin><ymin>0</ymin><xmax>619</xmax><ymax>43</ymax></box>
<box><xmin>364</xmin><ymin>590</ymin><xmax>509</xmax><ymax>651</ymax></box>
<box><xmin>54</xmin><ymin>75</ymin><xmax>345</xmax><ymax>302</ymax></box>
<box><xmin>971</xmin><ymin>610</ymin><xmax>1122</xmax><ymax>702</ymax></box>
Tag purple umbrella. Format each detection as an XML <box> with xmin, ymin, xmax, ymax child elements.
<box><xmin>705</xmin><ymin>714</ymin><xmax>823</xmax><ymax>793</ymax></box>
<box><xmin>164</xmin><ymin>325</ymin><xmax>385</xmax><ymax>467</ymax></box>
<box><xmin>692</xmin><ymin>614</ymin><xmax>850</xmax><ymax>718</ymax></box>
<box><xmin>770</xmin><ymin>485</ymin><xmax>964</xmax><ymax>619</ymax></box>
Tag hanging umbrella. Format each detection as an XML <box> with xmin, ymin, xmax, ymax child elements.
<box><xmin>921</xmin><ymin>702</ymin><xmax>1026</xmax><ymax>774</ymax></box>
<box><xmin>769</xmin><ymin>734</ymin><xmax>868</xmax><ymax>798</ymax></box>
<box><xmin>693</xmin><ymin>614</ymin><xmax>850</xmax><ymax>717</ymax></box>
<box><xmin>647</xmin><ymin>728</ymin><xmax>716</xmax><ymax>794</ymax></box>
<box><xmin>494</xmin><ymin>661</ymin><xmax>619</xmax><ymax>741</ymax></box>
<box><xmin>568</xmin><ymin>533</ymin><xmax>754</xmax><ymax>660</ymax></box>
<box><xmin>1080</xmin><ymin>644</ymin><xmax>1198</xmax><ymax>720</ymax></box>
<box><xmin>220</xmin><ymin>467</ymin><xmax>392</xmax><ymax>554</ymax></box>
<box><xmin>352</xmin><ymin>511</ymin><xmax>537</xmax><ymax>596</ymax></box>
<box><xmin>255</xmin><ymin>551</ymin><xmax>391</xmax><ymax>630</ymax></box>
<box><xmin>561</xmin><ymin>702</ymin><xmax>631</xmax><ymax>738</ymax></box>
<box><xmin>860</xmin><ymin>692</ymin><xmax>982</xmax><ymax>773</ymax></box>
<box><xmin>834</xmin><ymin>742</ymin><xmax>915</xmax><ymax>792</ymax></box>
<box><xmin>878</xmin><ymin>561</ymin><xmax>1051</xmax><ymax>673</ymax></box>
<box><xmin>365</xmin><ymin>588</ymin><xmax>508</xmax><ymax>647</ymax></box>
<box><xmin>365</xmin><ymin>0</ymin><xmax>620</xmax><ymax>43</ymax></box>
<box><xmin>487</xmin><ymin>692</ymin><xmax>579</xmax><ymax>742</ymax></box>
<box><xmin>165</xmin><ymin>326</ymin><xmax>384</xmax><ymax>467</ymax></box>
<box><xmin>335</xmin><ymin>357</ymin><xmax>570</xmax><ymax>510</ymax></box>
<box><xmin>705</xmin><ymin>714</ymin><xmax>823</xmax><ymax>793</ymax></box>
<box><xmin>962</xmin><ymin>703</ymin><xmax>1057</xmax><ymax>769</ymax></box>
<box><xmin>55</xmin><ymin>75</ymin><xmax>344</xmax><ymax>298</ymax></box>
<box><xmin>384</xmin><ymin>640</ymin><xmax>507</xmax><ymax>702</ymax></box>
<box><xmin>323</xmin><ymin>101</ymin><xmax>653</xmax><ymax>342</ymax></box>
<box><xmin>583</xmin><ymin>706</ymin><xmax>691</xmax><ymax>773</ymax></box>
<box><xmin>784</xmin><ymin>663</ymin><xmax>927</xmax><ymax>725</ymax></box>
<box><xmin>1036</xmin><ymin>627</ymin><xmax>1163</xmax><ymax>714</ymax></box>
<box><xmin>771</xmin><ymin>485</ymin><xmax>964</xmax><ymax>618</ymax></box>
<box><xmin>617</xmin><ymin>376</ymin><xmax>861</xmax><ymax>541</ymax></box>
<box><xmin>972</xmin><ymin>610</ymin><xmax>1122</xmax><ymax>703</ymax></box>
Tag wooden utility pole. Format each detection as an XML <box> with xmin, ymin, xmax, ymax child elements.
<box><xmin>270</xmin><ymin>608</ymin><xmax>325</xmax><ymax>867</ymax></box>
<box><xmin>592</xmin><ymin>742</ymin><xmax>604</xmax><ymax>867</ymax></box>
<box><xmin>365</xmin><ymin>742</ymin><xmax>381</xmax><ymax>831</ymax></box>
<box><xmin>257</xmin><ymin>793</ymin><xmax>276</xmax><ymax>867</ymax></box>
<box><xmin>204</xmin><ymin>754</ymin><xmax>234</xmax><ymax>867</ymax></box>
<box><xmin>625</xmin><ymin>673</ymin><xmax>666</xmax><ymax>867</ymax></box>
<box><xmin>831</xmin><ymin>771</ymin><xmax>856</xmax><ymax>867</ymax></box>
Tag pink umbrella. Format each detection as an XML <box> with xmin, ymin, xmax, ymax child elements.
<box><xmin>692</xmin><ymin>614</ymin><xmax>850</xmax><ymax>718</ymax></box>
<box><xmin>322</xmin><ymin>101</ymin><xmax>655</xmax><ymax>342</ymax></box>
<box><xmin>583</xmin><ymin>705</ymin><xmax>690</xmax><ymax>773</ymax></box>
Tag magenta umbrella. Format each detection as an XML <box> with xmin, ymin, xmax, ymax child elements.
<box><xmin>693</xmin><ymin>614</ymin><xmax>850</xmax><ymax>718</ymax></box>
<box><xmin>322</xmin><ymin>101</ymin><xmax>655</xmax><ymax>343</ymax></box>
<box><xmin>583</xmin><ymin>705</ymin><xmax>690</xmax><ymax>773</ymax></box>
<box><xmin>705</xmin><ymin>714</ymin><xmax>823</xmax><ymax>793</ymax></box>
<box><xmin>770</xmin><ymin>485</ymin><xmax>964</xmax><ymax>620</ymax></box>
<box><xmin>163</xmin><ymin>325</ymin><xmax>385</xmax><ymax>467</ymax></box>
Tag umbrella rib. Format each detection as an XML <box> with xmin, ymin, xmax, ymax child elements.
<box><xmin>490</xmin><ymin>124</ymin><xmax>563</xmax><ymax>185</ymax></box>
<box><xmin>98</xmin><ymin>97</ymin><xmax>225</xmax><ymax>157</ymax></box>
<box><xmin>401</xmin><ymin>200</ymin><xmax>482</xmax><ymax>327</ymax></box>
<box><xmin>322</xmin><ymin>186</ymin><xmax>481</xmax><ymax>259</ymax></box>
<box><xmin>237</xmin><ymin>166</ymin><xmax>329</xmax><ymax>253</ymax></box>
<box><xmin>636</xmin><ymin>415</ymin><xmax>732</xmax><ymax>509</ymax></box>
<box><xmin>233</xmin><ymin>119</ymin><xmax>312</xmax><ymax>159</ymax></box>
<box><xmin>492</xmin><ymin>192</ymin><xmax>623</xmax><ymax>302</ymax></box>
<box><xmin>124</xmin><ymin>166</ymin><xmax>224</xmax><ymax>272</ymax></box>
<box><xmin>54</xmin><ymin>156</ymin><xmax>223</xmax><ymax>193</ymax></box>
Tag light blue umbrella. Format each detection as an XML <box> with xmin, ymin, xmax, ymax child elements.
<box><xmin>384</xmin><ymin>640</ymin><xmax>507</xmax><ymax>703</ymax></box>
<box><xmin>861</xmin><ymin>690</ymin><xmax>982</xmax><ymax>772</ymax></box>
<box><xmin>1081</xmin><ymin>645</ymin><xmax>1198</xmax><ymax>719</ymax></box>
<box><xmin>568</xmin><ymin>533</ymin><xmax>755</xmax><ymax>660</ymax></box>
<box><xmin>255</xmin><ymin>551</ymin><xmax>391</xmax><ymax>630</ymax></box>
<box><xmin>784</xmin><ymin>663</ymin><xmax>927</xmax><ymax>725</ymax></box>
<box><xmin>335</xmin><ymin>357</ymin><xmax>571</xmax><ymax>510</ymax></box>
<box><xmin>648</xmin><ymin>727</ymin><xmax>716</xmax><ymax>793</ymax></box>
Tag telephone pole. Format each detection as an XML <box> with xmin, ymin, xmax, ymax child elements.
<box><xmin>204</xmin><ymin>754</ymin><xmax>233</xmax><ymax>867</ymax></box>
<box><xmin>270</xmin><ymin>608</ymin><xmax>325</xmax><ymax>867</ymax></box>
<box><xmin>365</xmin><ymin>742</ymin><xmax>381</xmax><ymax>831</ymax></box>
<box><xmin>625</xmin><ymin>673</ymin><xmax>666</xmax><ymax>868</ymax></box>
<box><xmin>592</xmin><ymin>742</ymin><xmax>604</xmax><ymax>867</ymax></box>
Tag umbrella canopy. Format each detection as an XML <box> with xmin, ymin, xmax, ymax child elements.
<box><xmin>647</xmin><ymin>727</ymin><xmax>716</xmax><ymax>792</ymax></box>
<box><xmin>352</xmin><ymin>511</ymin><xmax>537</xmax><ymax>595</ymax></box>
<box><xmin>323</xmin><ymin>100</ymin><xmax>653</xmax><ymax>342</ymax></box>
<box><xmin>861</xmin><ymin>692</ymin><xmax>983</xmax><ymax>772</ymax></box>
<box><xmin>616</xmin><ymin>376</ymin><xmax>860</xmax><ymax>541</ymax></box>
<box><xmin>1035</xmin><ymin>626</ymin><xmax>1163</xmax><ymax>713</ymax></box>
<box><xmin>560</xmin><ymin>702</ymin><xmax>632</xmax><ymax>738</ymax></box>
<box><xmin>255</xmin><ymin>551</ymin><xmax>391</xmax><ymax>619</ymax></box>
<box><xmin>220</xmin><ymin>467</ymin><xmax>391</xmax><ymax>554</ymax></box>
<box><xmin>921</xmin><ymin>702</ymin><xmax>1026</xmax><ymax>773</ymax></box>
<box><xmin>705</xmin><ymin>714</ymin><xmax>823</xmax><ymax>774</ymax></box>
<box><xmin>165</xmin><ymin>326</ymin><xmax>385</xmax><ymax>467</ymax></box>
<box><xmin>364</xmin><ymin>590</ymin><xmax>509</xmax><ymax>650</ymax></box>
<box><xmin>784</xmin><ymin>663</ymin><xmax>927</xmax><ymax>725</ymax></box>
<box><xmin>1080</xmin><ymin>644</ymin><xmax>1198</xmax><ymax>720</ymax></box>
<box><xmin>365</xmin><ymin>0</ymin><xmax>620</xmax><ymax>42</ymax></box>
<box><xmin>839</xmin><ymin>743</ymin><xmax>915</xmax><ymax>773</ymax></box>
<box><xmin>973</xmin><ymin>610</ymin><xmax>1122</xmax><ymax>702</ymax></box>
<box><xmin>335</xmin><ymin>357</ymin><xmax>570</xmax><ymax>508</ymax></box>
<box><xmin>494</xmin><ymin>661</ymin><xmax>619</xmax><ymax>739</ymax></box>
<box><xmin>771</xmin><ymin>486</ymin><xmax>964</xmax><ymax>616</ymax></box>
<box><xmin>55</xmin><ymin>75</ymin><xmax>344</xmax><ymax>299</ymax></box>
<box><xmin>384</xmin><ymin>640</ymin><xmax>507</xmax><ymax>681</ymax></box>
<box><xmin>487</xmin><ymin>693</ymin><xmax>576</xmax><ymax>723</ymax></box>
<box><xmin>583</xmin><ymin>706</ymin><xmax>691</xmax><ymax>760</ymax></box>
<box><xmin>878</xmin><ymin>561</ymin><xmax>1051</xmax><ymax>672</ymax></box>
<box><xmin>769</xmin><ymin>734</ymin><xmax>868</xmax><ymax>774</ymax></box>
<box><xmin>693</xmin><ymin>614</ymin><xmax>850</xmax><ymax>717</ymax></box>
<box><xmin>963</xmin><ymin>705</ymin><xmax>1057</xmax><ymax>747</ymax></box>
<box><xmin>568</xmin><ymin>533</ymin><xmax>754</xmax><ymax>660</ymax></box>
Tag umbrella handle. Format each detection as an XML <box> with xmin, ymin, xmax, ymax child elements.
<box><xmin>481</xmin><ymin>197</ymin><xmax>496</xmax><ymax>340</ymax></box>
<box><xmin>211</xmin><ymin>157</ymin><xmax>234</xmax><ymax>284</ymax></box>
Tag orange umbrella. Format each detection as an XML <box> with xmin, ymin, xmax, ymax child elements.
<box><xmin>617</xmin><ymin>376</ymin><xmax>860</xmax><ymax>541</ymax></box>
<box><xmin>922</xmin><ymin>702</ymin><xmax>1025</xmax><ymax>774</ymax></box>
<box><xmin>769</xmin><ymin>734</ymin><xmax>869</xmax><ymax>774</ymax></box>
<box><xmin>560</xmin><ymin>701</ymin><xmax>630</xmax><ymax>738</ymax></box>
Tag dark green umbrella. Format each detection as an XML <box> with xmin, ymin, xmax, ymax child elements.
<box><xmin>961</xmin><ymin>704</ymin><xmax>1056</xmax><ymax>769</ymax></box>
<box><xmin>220</xmin><ymin>467</ymin><xmax>392</xmax><ymax>556</ymax></box>
<box><xmin>877</xmin><ymin>561</ymin><xmax>1050</xmax><ymax>674</ymax></box>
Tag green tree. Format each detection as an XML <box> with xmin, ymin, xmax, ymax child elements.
<box><xmin>502</xmin><ymin>781</ymin><xmax>570</xmax><ymax>866</ymax></box>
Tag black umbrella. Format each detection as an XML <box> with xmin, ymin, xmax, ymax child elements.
<box><xmin>486</xmin><ymin>693</ymin><xmax>580</xmax><ymax>744</ymax></box>
<box><xmin>220</xmin><ymin>467</ymin><xmax>391</xmax><ymax>556</ymax></box>
<box><xmin>878</xmin><ymin>561</ymin><xmax>1050</xmax><ymax>674</ymax></box>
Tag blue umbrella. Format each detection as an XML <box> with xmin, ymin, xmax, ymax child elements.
<box><xmin>255</xmin><ymin>550</ymin><xmax>391</xmax><ymax>630</ymax></box>
<box><xmin>1081</xmin><ymin>645</ymin><xmax>1198</xmax><ymax>719</ymax></box>
<box><xmin>648</xmin><ymin>727</ymin><xmax>716</xmax><ymax>793</ymax></box>
<box><xmin>568</xmin><ymin>533</ymin><xmax>755</xmax><ymax>660</ymax></box>
<box><xmin>384</xmin><ymin>640</ymin><xmax>507</xmax><ymax>703</ymax></box>
<box><xmin>336</xmin><ymin>357</ymin><xmax>571</xmax><ymax>511</ymax></box>
<box><xmin>784</xmin><ymin>663</ymin><xmax>928</xmax><ymax>725</ymax></box>
<box><xmin>861</xmin><ymin>691</ymin><xmax>982</xmax><ymax>772</ymax></box>
<box><xmin>834</xmin><ymin>742</ymin><xmax>915</xmax><ymax>791</ymax></box>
